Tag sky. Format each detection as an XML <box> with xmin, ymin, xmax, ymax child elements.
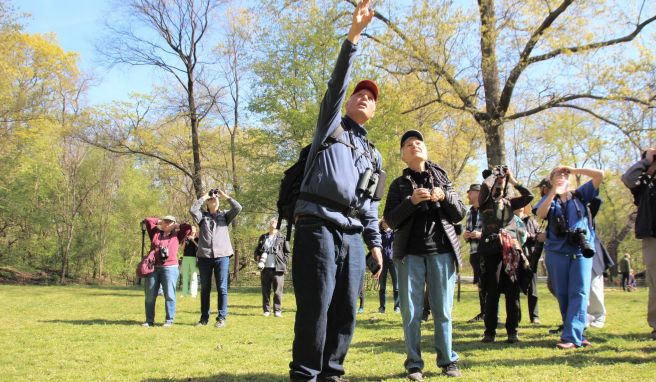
<box><xmin>18</xmin><ymin>0</ymin><xmax>157</xmax><ymax>105</ymax></box>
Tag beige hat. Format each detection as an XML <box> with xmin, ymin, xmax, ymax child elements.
<box><xmin>161</xmin><ymin>215</ymin><xmax>177</xmax><ymax>223</ymax></box>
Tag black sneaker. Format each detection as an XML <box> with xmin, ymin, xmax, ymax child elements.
<box><xmin>442</xmin><ymin>362</ymin><xmax>462</xmax><ymax>377</ymax></box>
<box><xmin>406</xmin><ymin>367</ymin><xmax>423</xmax><ymax>381</ymax></box>
<box><xmin>481</xmin><ymin>334</ymin><xmax>495</xmax><ymax>343</ymax></box>
<box><xmin>507</xmin><ymin>333</ymin><xmax>519</xmax><ymax>343</ymax></box>
<box><xmin>467</xmin><ymin>313</ymin><xmax>484</xmax><ymax>323</ymax></box>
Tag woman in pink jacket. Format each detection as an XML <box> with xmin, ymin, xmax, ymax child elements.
<box><xmin>141</xmin><ymin>215</ymin><xmax>191</xmax><ymax>327</ymax></box>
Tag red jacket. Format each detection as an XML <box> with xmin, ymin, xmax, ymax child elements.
<box><xmin>143</xmin><ymin>218</ymin><xmax>192</xmax><ymax>267</ymax></box>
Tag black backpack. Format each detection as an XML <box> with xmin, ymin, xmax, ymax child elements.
<box><xmin>276</xmin><ymin>125</ymin><xmax>346</xmax><ymax>240</ymax></box>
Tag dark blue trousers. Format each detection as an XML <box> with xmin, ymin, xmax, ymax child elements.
<box><xmin>289</xmin><ymin>216</ymin><xmax>365</xmax><ymax>381</ymax></box>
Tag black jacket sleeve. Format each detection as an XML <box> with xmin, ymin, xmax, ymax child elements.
<box><xmin>510</xmin><ymin>184</ymin><xmax>534</xmax><ymax>211</ymax></box>
<box><xmin>383</xmin><ymin>178</ymin><xmax>417</xmax><ymax>230</ymax></box>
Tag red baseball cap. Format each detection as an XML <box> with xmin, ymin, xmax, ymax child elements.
<box><xmin>351</xmin><ymin>79</ymin><xmax>378</xmax><ymax>101</ymax></box>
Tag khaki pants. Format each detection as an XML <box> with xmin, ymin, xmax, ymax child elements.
<box><xmin>643</xmin><ymin>237</ymin><xmax>656</xmax><ymax>331</ymax></box>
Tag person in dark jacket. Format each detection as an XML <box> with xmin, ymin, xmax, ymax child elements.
<box><xmin>619</xmin><ymin>254</ymin><xmax>632</xmax><ymax>291</ymax></box>
<box><xmin>254</xmin><ymin>217</ymin><xmax>290</xmax><ymax>317</ymax></box>
<box><xmin>289</xmin><ymin>3</ymin><xmax>383</xmax><ymax>381</ymax></box>
<box><xmin>189</xmin><ymin>188</ymin><xmax>242</xmax><ymax>328</ymax></box>
<box><xmin>378</xmin><ymin>218</ymin><xmax>399</xmax><ymax>313</ymax></box>
<box><xmin>519</xmin><ymin>205</ymin><xmax>540</xmax><ymax>324</ymax></box>
<box><xmin>464</xmin><ymin>183</ymin><xmax>485</xmax><ymax>323</ymax></box>
<box><xmin>478</xmin><ymin>167</ymin><xmax>533</xmax><ymax>344</ymax></box>
<box><xmin>622</xmin><ymin>147</ymin><xmax>656</xmax><ymax>340</ymax></box>
<box><xmin>384</xmin><ymin>130</ymin><xmax>465</xmax><ymax>380</ymax></box>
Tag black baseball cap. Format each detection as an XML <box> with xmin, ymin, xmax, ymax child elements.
<box><xmin>400</xmin><ymin>130</ymin><xmax>424</xmax><ymax>148</ymax></box>
<box><xmin>536</xmin><ymin>178</ymin><xmax>551</xmax><ymax>188</ymax></box>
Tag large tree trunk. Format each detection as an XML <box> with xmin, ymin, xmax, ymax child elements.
<box><xmin>478</xmin><ymin>0</ymin><xmax>506</xmax><ymax>167</ymax></box>
<box><xmin>188</xmin><ymin>74</ymin><xmax>203</xmax><ymax>199</ymax></box>
<box><xmin>482</xmin><ymin>121</ymin><xmax>506</xmax><ymax>167</ymax></box>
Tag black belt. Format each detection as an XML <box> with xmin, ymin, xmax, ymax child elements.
<box><xmin>298</xmin><ymin>192</ymin><xmax>360</xmax><ymax>218</ymax></box>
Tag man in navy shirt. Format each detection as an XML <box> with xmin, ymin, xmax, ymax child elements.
<box><xmin>289</xmin><ymin>1</ymin><xmax>383</xmax><ymax>381</ymax></box>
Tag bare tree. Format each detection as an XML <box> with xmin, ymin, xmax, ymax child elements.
<box><xmin>353</xmin><ymin>0</ymin><xmax>656</xmax><ymax>166</ymax></box>
<box><xmin>97</xmin><ymin>0</ymin><xmax>225</xmax><ymax>198</ymax></box>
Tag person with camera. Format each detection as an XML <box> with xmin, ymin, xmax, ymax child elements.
<box><xmin>378</xmin><ymin>218</ymin><xmax>399</xmax><ymax>314</ymax></box>
<box><xmin>384</xmin><ymin>130</ymin><xmax>466</xmax><ymax>380</ymax></box>
<box><xmin>622</xmin><ymin>147</ymin><xmax>656</xmax><ymax>340</ymax></box>
<box><xmin>288</xmin><ymin>2</ymin><xmax>384</xmax><ymax>381</ymax></box>
<box><xmin>535</xmin><ymin>165</ymin><xmax>603</xmax><ymax>349</ymax></box>
<box><xmin>478</xmin><ymin>166</ymin><xmax>533</xmax><ymax>344</ymax></box>
<box><xmin>464</xmin><ymin>183</ymin><xmax>485</xmax><ymax>323</ymax></box>
<box><xmin>253</xmin><ymin>217</ymin><xmax>289</xmax><ymax>317</ymax></box>
<box><xmin>180</xmin><ymin>225</ymin><xmax>199</xmax><ymax>298</ymax></box>
<box><xmin>141</xmin><ymin>215</ymin><xmax>192</xmax><ymax>327</ymax></box>
<box><xmin>189</xmin><ymin>188</ymin><xmax>242</xmax><ymax>328</ymax></box>
<box><xmin>517</xmin><ymin>205</ymin><xmax>541</xmax><ymax>324</ymax></box>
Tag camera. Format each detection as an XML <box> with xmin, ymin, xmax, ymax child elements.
<box><xmin>492</xmin><ymin>165</ymin><xmax>508</xmax><ymax>178</ymax></box>
<box><xmin>160</xmin><ymin>246</ymin><xmax>169</xmax><ymax>260</ymax></box>
<box><xmin>567</xmin><ymin>228</ymin><xmax>595</xmax><ymax>258</ymax></box>
<box><xmin>258</xmin><ymin>252</ymin><xmax>268</xmax><ymax>270</ymax></box>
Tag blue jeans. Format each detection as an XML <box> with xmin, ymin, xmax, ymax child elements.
<box><xmin>396</xmin><ymin>254</ymin><xmax>458</xmax><ymax>370</ymax></box>
<box><xmin>144</xmin><ymin>265</ymin><xmax>179</xmax><ymax>324</ymax></box>
<box><xmin>198</xmin><ymin>256</ymin><xmax>230</xmax><ymax>322</ymax></box>
<box><xmin>379</xmin><ymin>260</ymin><xmax>399</xmax><ymax>310</ymax></box>
<box><xmin>546</xmin><ymin>252</ymin><xmax>592</xmax><ymax>346</ymax></box>
<box><xmin>289</xmin><ymin>217</ymin><xmax>365</xmax><ymax>381</ymax></box>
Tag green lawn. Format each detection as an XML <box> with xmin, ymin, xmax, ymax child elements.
<box><xmin>1</xmin><ymin>283</ymin><xmax>654</xmax><ymax>381</ymax></box>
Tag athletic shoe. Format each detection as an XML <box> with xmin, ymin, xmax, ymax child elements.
<box><xmin>357</xmin><ymin>307</ymin><xmax>364</xmax><ymax>314</ymax></box>
<box><xmin>163</xmin><ymin>321</ymin><xmax>173</xmax><ymax>328</ymax></box>
<box><xmin>195</xmin><ymin>320</ymin><xmax>208</xmax><ymax>327</ymax></box>
<box><xmin>274</xmin><ymin>311</ymin><xmax>282</xmax><ymax>318</ymax></box>
<box><xmin>215</xmin><ymin>318</ymin><xmax>226</xmax><ymax>328</ymax></box>
<box><xmin>263</xmin><ymin>311</ymin><xmax>270</xmax><ymax>317</ymax></box>
<box><xmin>442</xmin><ymin>362</ymin><xmax>462</xmax><ymax>377</ymax></box>
<box><xmin>481</xmin><ymin>334</ymin><xmax>495</xmax><ymax>343</ymax></box>
<box><xmin>507</xmin><ymin>333</ymin><xmax>519</xmax><ymax>343</ymax></box>
<box><xmin>141</xmin><ymin>322</ymin><xmax>153</xmax><ymax>327</ymax></box>
<box><xmin>407</xmin><ymin>367</ymin><xmax>423</xmax><ymax>381</ymax></box>
<box><xmin>378</xmin><ymin>307</ymin><xmax>385</xmax><ymax>313</ymax></box>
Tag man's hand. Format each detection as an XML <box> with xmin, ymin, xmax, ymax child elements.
<box><xmin>219</xmin><ymin>190</ymin><xmax>230</xmax><ymax>199</ymax></box>
<box><xmin>431</xmin><ymin>187</ymin><xmax>445</xmax><ymax>202</ymax></box>
<box><xmin>370</xmin><ymin>247</ymin><xmax>383</xmax><ymax>279</ymax></box>
<box><xmin>347</xmin><ymin>0</ymin><xmax>374</xmax><ymax>44</ymax></box>
<box><xmin>506</xmin><ymin>169</ymin><xmax>519</xmax><ymax>186</ymax></box>
<box><xmin>410</xmin><ymin>188</ymin><xmax>432</xmax><ymax>205</ymax></box>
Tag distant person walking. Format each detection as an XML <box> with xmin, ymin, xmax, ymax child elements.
<box><xmin>619</xmin><ymin>254</ymin><xmax>632</xmax><ymax>291</ymax></box>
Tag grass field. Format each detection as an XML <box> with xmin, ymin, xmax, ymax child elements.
<box><xmin>1</xmin><ymin>282</ymin><xmax>654</xmax><ymax>381</ymax></box>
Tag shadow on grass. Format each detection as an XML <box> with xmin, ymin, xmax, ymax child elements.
<box><xmin>142</xmin><ymin>372</ymin><xmax>288</xmax><ymax>382</ymax></box>
<box><xmin>40</xmin><ymin>319</ymin><xmax>142</xmax><ymax>326</ymax></box>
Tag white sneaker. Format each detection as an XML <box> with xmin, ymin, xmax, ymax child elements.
<box><xmin>274</xmin><ymin>311</ymin><xmax>282</xmax><ymax>318</ymax></box>
<box><xmin>263</xmin><ymin>311</ymin><xmax>270</xmax><ymax>317</ymax></box>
